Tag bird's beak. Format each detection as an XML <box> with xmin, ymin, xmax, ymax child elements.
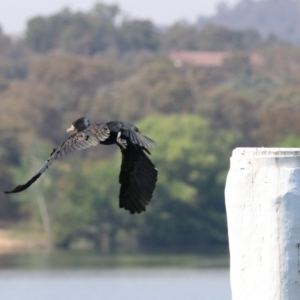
<box><xmin>66</xmin><ymin>124</ymin><xmax>76</xmax><ymax>133</ymax></box>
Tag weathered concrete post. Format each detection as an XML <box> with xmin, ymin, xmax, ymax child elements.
<box><xmin>225</xmin><ymin>148</ymin><xmax>300</xmax><ymax>300</ymax></box>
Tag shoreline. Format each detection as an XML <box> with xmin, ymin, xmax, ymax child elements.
<box><xmin>0</xmin><ymin>229</ymin><xmax>52</xmax><ymax>254</ymax></box>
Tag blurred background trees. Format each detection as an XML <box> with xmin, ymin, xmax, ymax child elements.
<box><xmin>1</xmin><ymin>0</ymin><xmax>300</xmax><ymax>254</ymax></box>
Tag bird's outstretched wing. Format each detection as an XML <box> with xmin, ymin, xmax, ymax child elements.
<box><xmin>122</xmin><ymin>130</ymin><xmax>157</xmax><ymax>148</ymax></box>
<box><xmin>118</xmin><ymin>143</ymin><xmax>158</xmax><ymax>214</ymax></box>
<box><xmin>4</xmin><ymin>124</ymin><xmax>110</xmax><ymax>194</ymax></box>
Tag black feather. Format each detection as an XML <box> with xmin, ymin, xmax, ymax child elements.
<box><xmin>4</xmin><ymin>117</ymin><xmax>157</xmax><ymax>214</ymax></box>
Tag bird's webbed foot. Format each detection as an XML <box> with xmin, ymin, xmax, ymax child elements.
<box><xmin>117</xmin><ymin>138</ymin><xmax>127</xmax><ymax>149</ymax></box>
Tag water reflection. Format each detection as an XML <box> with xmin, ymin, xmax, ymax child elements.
<box><xmin>0</xmin><ymin>269</ymin><xmax>231</xmax><ymax>300</ymax></box>
<box><xmin>0</xmin><ymin>251</ymin><xmax>229</xmax><ymax>270</ymax></box>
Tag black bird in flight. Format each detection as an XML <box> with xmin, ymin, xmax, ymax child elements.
<box><xmin>4</xmin><ymin>117</ymin><xmax>158</xmax><ymax>214</ymax></box>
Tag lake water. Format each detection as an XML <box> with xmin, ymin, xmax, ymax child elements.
<box><xmin>0</xmin><ymin>252</ymin><xmax>231</xmax><ymax>300</ymax></box>
<box><xmin>0</xmin><ymin>269</ymin><xmax>230</xmax><ymax>300</ymax></box>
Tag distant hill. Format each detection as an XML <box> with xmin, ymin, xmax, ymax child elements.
<box><xmin>197</xmin><ymin>0</ymin><xmax>300</xmax><ymax>45</ymax></box>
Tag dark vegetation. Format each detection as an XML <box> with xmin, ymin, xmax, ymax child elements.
<box><xmin>1</xmin><ymin>1</ymin><xmax>300</xmax><ymax>253</ymax></box>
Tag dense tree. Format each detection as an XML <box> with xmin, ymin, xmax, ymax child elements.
<box><xmin>26</xmin><ymin>114</ymin><xmax>235</xmax><ymax>252</ymax></box>
<box><xmin>110</xmin><ymin>59</ymin><xmax>195</xmax><ymax>121</ymax></box>
<box><xmin>118</xmin><ymin>20</ymin><xmax>159</xmax><ymax>52</ymax></box>
<box><xmin>260</xmin><ymin>45</ymin><xmax>300</xmax><ymax>78</ymax></box>
<box><xmin>3</xmin><ymin>1</ymin><xmax>300</xmax><ymax>255</ymax></box>
<box><xmin>136</xmin><ymin>115</ymin><xmax>235</xmax><ymax>251</ymax></box>
<box><xmin>198</xmin><ymin>88</ymin><xmax>258</xmax><ymax>146</ymax></box>
<box><xmin>161</xmin><ymin>24</ymin><xmax>201</xmax><ymax>51</ymax></box>
<box><xmin>0</xmin><ymin>31</ymin><xmax>28</xmax><ymax>81</ymax></box>
<box><xmin>254</xmin><ymin>109</ymin><xmax>300</xmax><ymax>145</ymax></box>
<box><xmin>222</xmin><ymin>52</ymin><xmax>252</xmax><ymax>76</ymax></box>
<box><xmin>161</xmin><ymin>23</ymin><xmax>262</xmax><ymax>52</ymax></box>
<box><xmin>276</xmin><ymin>134</ymin><xmax>300</xmax><ymax>147</ymax></box>
<box><xmin>263</xmin><ymin>85</ymin><xmax>300</xmax><ymax>112</ymax></box>
<box><xmin>198</xmin><ymin>25</ymin><xmax>261</xmax><ymax>51</ymax></box>
<box><xmin>26</xmin><ymin>17</ymin><xmax>56</xmax><ymax>53</ymax></box>
<box><xmin>25</xmin><ymin>3</ymin><xmax>160</xmax><ymax>55</ymax></box>
<box><xmin>25</xmin><ymin>4</ymin><xmax>120</xmax><ymax>54</ymax></box>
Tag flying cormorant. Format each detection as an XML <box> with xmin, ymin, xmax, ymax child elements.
<box><xmin>4</xmin><ymin>117</ymin><xmax>158</xmax><ymax>214</ymax></box>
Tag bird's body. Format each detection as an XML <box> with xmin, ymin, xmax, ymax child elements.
<box><xmin>4</xmin><ymin>117</ymin><xmax>158</xmax><ymax>214</ymax></box>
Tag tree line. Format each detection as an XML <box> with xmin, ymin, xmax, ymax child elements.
<box><xmin>0</xmin><ymin>2</ymin><xmax>300</xmax><ymax>253</ymax></box>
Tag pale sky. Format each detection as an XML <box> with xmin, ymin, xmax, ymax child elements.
<box><xmin>0</xmin><ymin>0</ymin><xmax>239</xmax><ymax>35</ymax></box>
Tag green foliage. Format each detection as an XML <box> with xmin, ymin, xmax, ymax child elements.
<box><xmin>25</xmin><ymin>3</ymin><xmax>161</xmax><ymax>55</ymax></box>
<box><xmin>275</xmin><ymin>134</ymin><xmax>300</xmax><ymax>148</ymax></box>
<box><xmin>0</xmin><ymin>32</ymin><xmax>28</xmax><ymax>81</ymax></box>
<box><xmin>51</xmin><ymin>158</ymin><xmax>142</xmax><ymax>252</ymax></box>
<box><xmin>223</xmin><ymin>75</ymin><xmax>283</xmax><ymax>99</ymax></box>
<box><xmin>135</xmin><ymin>115</ymin><xmax>236</xmax><ymax>251</ymax></box>
<box><xmin>111</xmin><ymin>59</ymin><xmax>195</xmax><ymax>121</ymax></box>
<box><xmin>25</xmin><ymin>4</ymin><xmax>119</xmax><ymax>54</ymax></box>
<box><xmin>198</xmin><ymin>25</ymin><xmax>261</xmax><ymax>51</ymax></box>
<box><xmin>255</xmin><ymin>109</ymin><xmax>300</xmax><ymax>146</ymax></box>
<box><xmin>2</xmin><ymin>141</ymin><xmax>58</xmax><ymax>224</ymax></box>
<box><xmin>3</xmin><ymin>1</ymin><xmax>300</xmax><ymax>255</ymax></box>
<box><xmin>0</xmin><ymin>166</ymin><xmax>21</xmax><ymax>221</ymax></box>
<box><xmin>162</xmin><ymin>23</ymin><xmax>262</xmax><ymax>52</ymax></box>
<box><xmin>24</xmin><ymin>2</ymin><xmax>274</xmax><ymax>55</ymax></box>
<box><xmin>118</xmin><ymin>20</ymin><xmax>159</xmax><ymax>52</ymax></box>
<box><xmin>198</xmin><ymin>87</ymin><xmax>258</xmax><ymax>146</ymax></box>
<box><xmin>264</xmin><ymin>85</ymin><xmax>300</xmax><ymax>112</ymax></box>
<box><xmin>222</xmin><ymin>52</ymin><xmax>252</xmax><ymax>76</ymax></box>
<box><xmin>23</xmin><ymin>114</ymin><xmax>235</xmax><ymax>253</ymax></box>
<box><xmin>26</xmin><ymin>16</ymin><xmax>61</xmax><ymax>53</ymax></box>
<box><xmin>161</xmin><ymin>24</ymin><xmax>201</xmax><ymax>51</ymax></box>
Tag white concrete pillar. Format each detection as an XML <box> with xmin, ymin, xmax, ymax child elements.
<box><xmin>225</xmin><ymin>148</ymin><xmax>300</xmax><ymax>300</ymax></box>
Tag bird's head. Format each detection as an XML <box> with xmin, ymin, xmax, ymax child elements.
<box><xmin>67</xmin><ymin>117</ymin><xmax>91</xmax><ymax>133</ymax></box>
